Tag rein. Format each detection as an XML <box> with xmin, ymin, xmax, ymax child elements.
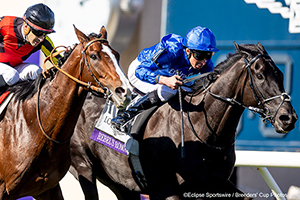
<box><xmin>37</xmin><ymin>38</ymin><xmax>110</xmax><ymax>144</ymax></box>
<box><xmin>36</xmin><ymin>80</ymin><xmax>70</xmax><ymax>144</ymax></box>
<box><xmin>186</xmin><ymin>92</ymin><xmax>230</xmax><ymax>151</ymax></box>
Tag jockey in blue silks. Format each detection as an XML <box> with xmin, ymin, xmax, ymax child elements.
<box><xmin>111</xmin><ymin>26</ymin><xmax>219</xmax><ymax>131</ymax></box>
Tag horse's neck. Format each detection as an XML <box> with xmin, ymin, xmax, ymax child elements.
<box><xmin>193</xmin><ymin>60</ymin><xmax>247</xmax><ymax>146</ymax></box>
<box><xmin>51</xmin><ymin>47</ymin><xmax>85</xmax><ymax>101</ymax></box>
<box><xmin>38</xmin><ymin>47</ymin><xmax>87</xmax><ymax>143</ymax></box>
<box><xmin>211</xmin><ymin>60</ymin><xmax>246</xmax><ymax>100</ymax></box>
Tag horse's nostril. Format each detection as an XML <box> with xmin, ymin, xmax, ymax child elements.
<box><xmin>115</xmin><ymin>87</ymin><xmax>125</xmax><ymax>94</ymax></box>
<box><xmin>279</xmin><ymin>114</ymin><xmax>290</xmax><ymax>122</ymax></box>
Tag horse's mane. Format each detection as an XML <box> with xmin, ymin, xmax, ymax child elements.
<box><xmin>213</xmin><ymin>52</ymin><xmax>241</xmax><ymax>74</ymax></box>
<box><xmin>7</xmin><ymin>69</ymin><xmax>56</xmax><ymax>102</ymax></box>
<box><xmin>191</xmin><ymin>43</ymin><xmax>266</xmax><ymax>92</ymax></box>
<box><xmin>190</xmin><ymin>52</ymin><xmax>241</xmax><ymax>92</ymax></box>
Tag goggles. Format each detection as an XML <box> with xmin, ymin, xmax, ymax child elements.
<box><xmin>31</xmin><ymin>29</ymin><xmax>47</xmax><ymax>37</ymax></box>
<box><xmin>191</xmin><ymin>50</ymin><xmax>213</xmax><ymax>61</ymax></box>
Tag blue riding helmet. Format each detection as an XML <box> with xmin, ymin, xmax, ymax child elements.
<box><xmin>183</xmin><ymin>26</ymin><xmax>219</xmax><ymax>52</ymax></box>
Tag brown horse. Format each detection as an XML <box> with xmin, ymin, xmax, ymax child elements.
<box><xmin>0</xmin><ymin>26</ymin><xmax>131</xmax><ymax>200</ymax></box>
<box><xmin>69</xmin><ymin>42</ymin><xmax>298</xmax><ymax>200</ymax></box>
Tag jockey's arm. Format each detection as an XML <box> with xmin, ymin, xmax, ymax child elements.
<box><xmin>40</xmin><ymin>36</ymin><xmax>62</xmax><ymax>65</ymax></box>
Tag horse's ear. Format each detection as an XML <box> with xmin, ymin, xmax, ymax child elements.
<box><xmin>100</xmin><ymin>26</ymin><xmax>108</xmax><ymax>39</ymax></box>
<box><xmin>233</xmin><ymin>41</ymin><xmax>241</xmax><ymax>54</ymax></box>
<box><xmin>73</xmin><ymin>25</ymin><xmax>89</xmax><ymax>44</ymax></box>
<box><xmin>257</xmin><ymin>42</ymin><xmax>266</xmax><ymax>53</ymax></box>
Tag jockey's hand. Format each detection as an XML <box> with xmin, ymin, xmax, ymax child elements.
<box><xmin>66</xmin><ymin>44</ymin><xmax>76</xmax><ymax>53</ymax></box>
<box><xmin>159</xmin><ymin>75</ymin><xmax>182</xmax><ymax>90</ymax></box>
<box><xmin>57</xmin><ymin>44</ymin><xmax>77</xmax><ymax>67</ymax></box>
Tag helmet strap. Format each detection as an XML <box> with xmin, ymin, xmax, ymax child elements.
<box><xmin>23</xmin><ymin>23</ymin><xmax>31</xmax><ymax>35</ymax></box>
<box><xmin>22</xmin><ymin>23</ymin><xmax>31</xmax><ymax>44</ymax></box>
<box><xmin>185</xmin><ymin>49</ymin><xmax>193</xmax><ymax>70</ymax></box>
<box><xmin>185</xmin><ymin>48</ymin><xmax>192</xmax><ymax>59</ymax></box>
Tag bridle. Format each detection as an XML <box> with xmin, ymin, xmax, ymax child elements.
<box><xmin>185</xmin><ymin>53</ymin><xmax>290</xmax><ymax>150</ymax></box>
<box><xmin>42</xmin><ymin>38</ymin><xmax>111</xmax><ymax>98</ymax></box>
<box><xmin>38</xmin><ymin>38</ymin><xmax>111</xmax><ymax>144</ymax></box>
<box><xmin>206</xmin><ymin>54</ymin><xmax>290</xmax><ymax>124</ymax></box>
<box><xmin>243</xmin><ymin>54</ymin><xmax>291</xmax><ymax>123</ymax></box>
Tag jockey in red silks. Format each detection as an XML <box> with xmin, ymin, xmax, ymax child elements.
<box><xmin>0</xmin><ymin>3</ymin><xmax>61</xmax><ymax>88</ymax></box>
<box><xmin>111</xmin><ymin>26</ymin><xmax>219</xmax><ymax>132</ymax></box>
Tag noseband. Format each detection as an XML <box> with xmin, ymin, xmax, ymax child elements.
<box><xmin>207</xmin><ymin>54</ymin><xmax>291</xmax><ymax>123</ymax></box>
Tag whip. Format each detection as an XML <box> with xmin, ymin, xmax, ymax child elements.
<box><xmin>176</xmin><ymin>70</ymin><xmax>185</xmax><ymax>158</ymax></box>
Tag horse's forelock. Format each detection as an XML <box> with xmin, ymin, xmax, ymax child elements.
<box><xmin>238</xmin><ymin>43</ymin><xmax>267</xmax><ymax>59</ymax></box>
<box><xmin>88</xmin><ymin>32</ymin><xmax>102</xmax><ymax>39</ymax></box>
<box><xmin>238</xmin><ymin>44</ymin><xmax>278</xmax><ymax>73</ymax></box>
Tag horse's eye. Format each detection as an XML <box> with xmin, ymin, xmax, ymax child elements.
<box><xmin>90</xmin><ymin>54</ymin><xmax>97</xmax><ymax>60</ymax></box>
<box><xmin>257</xmin><ymin>74</ymin><xmax>263</xmax><ymax>80</ymax></box>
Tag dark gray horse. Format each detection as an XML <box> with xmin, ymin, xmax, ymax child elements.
<box><xmin>69</xmin><ymin>42</ymin><xmax>298</xmax><ymax>200</ymax></box>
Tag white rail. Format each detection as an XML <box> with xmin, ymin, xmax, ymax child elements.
<box><xmin>235</xmin><ymin>150</ymin><xmax>300</xmax><ymax>200</ymax></box>
<box><xmin>235</xmin><ymin>150</ymin><xmax>300</xmax><ymax>168</ymax></box>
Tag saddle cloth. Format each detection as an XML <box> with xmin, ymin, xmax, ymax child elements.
<box><xmin>0</xmin><ymin>91</ymin><xmax>13</xmax><ymax>116</ymax></box>
<box><xmin>91</xmin><ymin>97</ymin><xmax>155</xmax><ymax>191</ymax></box>
<box><xmin>91</xmin><ymin>99</ymin><xmax>140</xmax><ymax>156</ymax></box>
